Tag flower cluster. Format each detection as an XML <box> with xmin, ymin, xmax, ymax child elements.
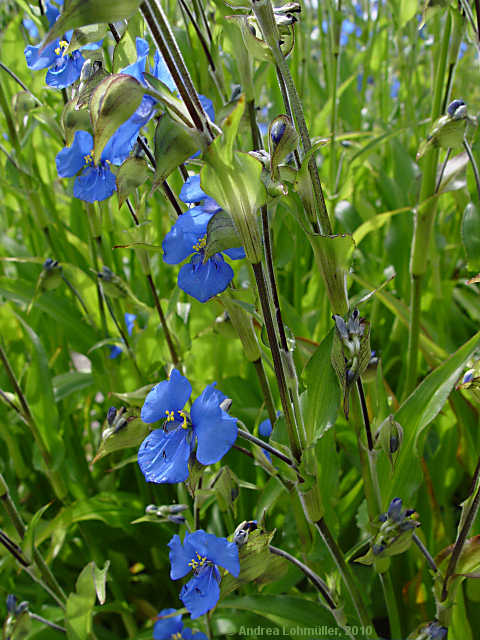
<box><xmin>163</xmin><ymin>176</ymin><xmax>245</xmax><ymax>302</ymax></box>
<box><xmin>137</xmin><ymin>369</ymin><xmax>237</xmax><ymax>484</ymax></box>
<box><xmin>168</xmin><ymin>530</ymin><xmax>240</xmax><ymax>618</ymax></box>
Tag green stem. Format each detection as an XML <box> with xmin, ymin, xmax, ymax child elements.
<box><xmin>253</xmin><ymin>358</ymin><xmax>277</xmax><ymax>426</ymax></box>
<box><xmin>237</xmin><ymin>426</ymin><xmax>299</xmax><ymax>470</ymax></box>
<box><xmin>251</xmin><ymin>261</ymin><xmax>301</xmax><ymax>460</ymax></box>
<box><xmin>315</xmin><ymin>518</ymin><xmax>377</xmax><ymax>635</ymax></box>
<box><xmin>379</xmin><ymin>572</ymin><xmax>402</xmax><ymax>640</ymax></box>
<box><xmin>146</xmin><ymin>273</ymin><xmax>180</xmax><ymax>366</ymax></box>
<box><xmin>29</xmin><ymin>613</ymin><xmax>66</xmax><ymax>633</ymax></box>
<box><xmin>406</xmin><ymin>11</ymin><xmax>452</xmax><ymax>395</ymax></box>
<box><xmin>0</xmin><ymin>474</ymin><xmax>67</xmax><ymax>606</ymax></box>
<box><xmin>0</xmin><ymin>344</ymin><xmax>68</xmax><ymax>501</ymax></box>
<box><xmin>464</xmin><ymin>138</ymin><xmax>480</xmax><ymax>202</ymax></box>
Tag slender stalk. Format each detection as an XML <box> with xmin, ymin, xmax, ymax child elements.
<box><xmin>435</xmin><ymin>148</ymin><xmax>451</xmax><ymax>193</ymax></box>
<box><xmin>29</xmin><ymin>613</ymin><xmax>66</xmax><ymax>633</ymax></box>
<box><xmin>61</xmin><ymin>275</ymin><xmax>94</xmax><ymax>326</ymax></box>
<box><xmin>315</xmin><ymin>518</ymin><xmax>376</xmax><ymax>634</ymax></box>
<box><xmin>237</xmin><ymin>427</ymin><xmax>298</xmax><ymax>470</ymax></box>
<box><xmin>146</xmin><ymin>273</ymin><xmax>180</xmax><ymax>366</ymax></box>
<box><xmin>413</xmin><ymin>533</ymin><xmax>438</xmax><ymax>573</ymax></box>
<box><xmin>253</xmin><ymin>358</ymin><xmax>277</xmax><ymax>426</ymax></box>
<box><xmin>0</xmin><ymin>474</ymin><xmax>67</xmax><ymax>606</ymax></box>
<box><xmin>269</xmin><ymin>545</ymin><xmax>337</xmax><ymax>609</ymax></box>
<box><xmin>441</xmin><ymin>459</ymin><xmax>480</xmax><ymax>600</ymax></box>
<box><xmin>475</xmin><ymin>0</ymin><xmax>480</xmax><ymax>41</ymax></box>
<box><xmin>140</xmin><ymin>1</ymin><xmax>213</xmax><ymax>139</ymax></box>
<box><xmin>379</xmin><ymin>572</ymin><xmax>402</xmax><ymax>640</ymax></box>
<box><xmin>406</xmin><ymin>11</ymin><xmax>452</xmax><ymax>395</ymax></box>
<box><xmin>463</xmin><ymin>138</ymin><xmax>480</xmax><ymax>202</ymax></box>
<box><xmin>357</xmin><ymin>379</ymin><xmax>374</xmax><ymax>450</ymax></box>
<box><xmin>251</xmin><ymin>261</ymin><xmax>301</xmax><ymax>460</ymax></box>
<box><xmin>103</xmin><ymin>294</ymin><xmax>142</xmax><ymax>381</ymax></box>
<box><xmin>0</xmin><ymin>62</ymin><xmax>42</xmax><ymax>105</ymax></box>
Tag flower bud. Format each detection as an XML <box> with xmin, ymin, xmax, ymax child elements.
<box><xmin>6</xmin><ymin>594</ymin><xmax>16</xmax><ymax>613</ymax></box>
<box><xmin>97</xmin><ymin>266</ymin><xmax>128</xmax><ymax>298</ymax></box>
<box><xmin>39</xmin><ymin>258</ymin><xmax>63</xmax><ymax>291</ymax></box>
<box><xmin>375</xmin><ymin>414</ymin><xmax>404</xmax><ymax>468</ymax></box>
<box><xmin>107</xmin><ymin>407</ymin><xmax>117</xmax><ymax>426</ymax></box>
<box><xmin>233</xmin><ymin>520</ymin><xmax>258</xmax><ymax>546</ymax></box>
<box><xmin>268</xmin><ymin>115</ymin><xmax>298</xmax><ymax>179</ymax></box>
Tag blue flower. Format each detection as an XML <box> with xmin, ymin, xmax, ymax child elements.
<box><xmin>109</xmin><ymin>345</ymin><xmax>123</xmax><ymax>359</ymax></box>
<box><xmin>23</xmin><ymin>17</ymin><xmax>39</xmax><ymax>40</ymax></box>
<box><xmin>153</xmin><ymin>608</ymin><xmax>207</xmax><ymax>640</ymax></box>
<box><xmin>390</xmin><ymin>78</ymin><xmax>400</xmax><ymax>99</ymax></box>
<box><xmin>24</xmin><ymin>1</ymin><xmax>102</xmax><ymax>90</ymax></box>
<box><xmin>168</xmin><ymin>530</ymin><xmax>240</xmax><ymax>618</ymax></box>
<box><xmin>56</xmin><ymin>130</ymin><xmax>117</xmax><ymax>202</ymax></box>
<box><xmin>104</xmin><ymin>39</ymin><xmax>214</xmax><ymax>166</ymax></box>
<box><xmin>163</xmin><ymin>176</ymin><xmax>245</xmax><ymax>303</ymax></box>
<box><xmin>138</xmin><ymin>369</ymin><xmax>237</xmax><ymax>484</ymax></box>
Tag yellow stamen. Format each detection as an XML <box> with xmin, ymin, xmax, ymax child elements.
<box><xmin>54</xmin><ymin>40</ymin><xmax>69</xmax><ymax>56</ymax></box>
<box><xmin>188</xmin><ymin>553</ymin><xmax>207</xmax><ymax>571</ymax></box>
<box><xmin>172</xmin><ymin>634</ymin><xmax>182</xmax><ymax>640</ymax></box>
<box><xmin>165</xmin><ymin>410</ymin><xmax>175</xmax><ymax>422</ymax></box>
<box><xmin>179</xmin><ymin>410</ymin><xmax>188</xmax><ymax>429</ymax></box>
<box><xmin>193</xmin><ymin>234</ymin><xmax>207</xmax><ymax>252</ymax></box>
<box><xmin>83</xmin><ymin>152</ymin><xmax>94</xmax><ymax>165</ymax></box>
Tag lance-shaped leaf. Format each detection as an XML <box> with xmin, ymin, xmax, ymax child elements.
<box><xmin>90</xmin><ymin>74</ymin><xmax>145</xmax><ymax>163</ymax></box>
<box><xmin>204</xmin><ymin>211</ymin><xmax>242</xmax><ymax>260</ymax></box>
<box><xmin>116</xmin><ymin>157</ymin><xmax>149</xmax><ymax>207</ymax></box>
<box><xmin>65</xmin><ymin>24</ymin><xmax>107</xmax><ymax>54</ymax></box>
<box><xmin>151</xmin><ymin>114</ymin><xmax>204</xmax><ymax>192</ymax></box>
<box><xmin>43</xmin><ymin>0</ymin><xmax>143</xmax><ymax>46</ymax></box>
<box><xmin>61</xmin><ymin>99</ymin><xmax>92</xmax><ymax>146</ymax></box>
<box><xmin>93</xmin><ymin>416</ymin><xmax>148</xmax><ymax>463</ymax></box>
<box><xmin>462</xmin><ymin>203</ymin><xmax>480</xmax><ymax>272</ymax></box>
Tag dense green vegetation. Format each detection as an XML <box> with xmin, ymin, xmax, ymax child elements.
<box><xmin>1</xmin><ymin>1</ymin><xmax>480</xmax><ymax>638</ymax></box>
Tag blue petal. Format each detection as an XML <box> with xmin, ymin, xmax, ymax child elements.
<box><xmin>191</xmin><ymin>382</ymin><xmax>237</xmax><ymax>464</ymax></box>
<box><xmin>199</xmin><ymin>95</ymin><xmax>215</xmax><ymax>122</ymax></box>
<box><xmin>124</xmin><ymin>313</ymin><xmax>136</xmax><ymax>336</ymax></box>
<box><xmin>180</xmin><ymin>565</ymin><xmax>220</xmax><ymax>619</ymax></box>
<box><xmin>45</xmin><ymin>2</ymin><xmax>60</xmax><ymax>27</ymax></box>
<box><xmin>141</xmin><ymin>369</ymin><xmax>192</xmax><ymax>423</ymax></box>
<box><xmin>73</xmin><ymin>164</ymin><xmax>116</xmax><ymax>202</ymax></box>
<box><xmin>109</xmin><ymin>345</ymin><xmax>122</xmax><ymax>359</ymax></box>
<box><xmin>80</xmin><ymin>40</ymin><xmax>103</xmax><ymax>51</ymax></box>
<box><xmin>55</xmin><ymin>130</ymin><xmax>92</xmax><ymax>177</ymax></box>
<box><xmin>169</xmin><ymin>532</ymin><xmax>199</xmax><ymax>580</ymax></box>
<box><xmin>153</xmin><ymin>50</ymin><xmax>176</xmax><ymax>92</ymax></box>
<box><xmin>223</xmin><ymin>247</ymin><xmax>245</xmax><ymax>260</ymax></box>
<box><xmin>102</xmin><ymin>95</ymin><xmax>156</xmax><ymax>165</ymax></box>
<box><xmin>188</xmin><ymin>530</ymin><xmax>240</xmax><ymax>577</ymax></box>
<box><xmin>25</xmin><ymin>40</ymin><xmax>59</xmax><ymax>70</ymax></box>
<box><xmin>46</xmin><ymin>51</ymin><xmax>84</xmax><ymax>89</ymax></box>
<box><xmin>137</xmin><ymin>427</ymin><xmax>192</xmax><ymax>484</ymax></box>
<box><xmin>259</xmin><ymin>418</ymin><xmax>272</xmax><ymax>438</ymax></box>
<box><xmin>162</xmin><ymin>207</ymin><xmax>214</xmax><ymax>265</ymax></box>
<box><xmin>153</xmin><ymin>608</ymin><xmax>183</xmax><ymax>640</ymax></box>
<box><xmin>178</xmin><ymin>254</ymin><xmax>234</xmax><ymax>302</ymax></box>
<box><xmin>23</xmin><ymin>18</ymin><xmax>39</xmax><ymax>40</ymax></box>
<box><xmin>121</xmin><ymin>37</ymin><xmax>149</xmax><ymax>83</ymax></box>
<box><xmin>179</xmin><ymin>176</ymin><xmax>206</xmax><ymax>203</ymax></box>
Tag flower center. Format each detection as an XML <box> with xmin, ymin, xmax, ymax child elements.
<box><xmin>83</xmin><ymin>151</ymin><xmax>95</xmax><ymax>166</ymax></box>
<box><xmin>164</xmin><ymin>409</ymin><xmax>189</xmax><ymax>429</ymax></box>
<box><xmin>188</xmin><ymin>552</ymin><xmax>208</xmax><ymax>572</ymax></box>
<box><xmin>171</xmin><ymin>634</ymin><xmax>182</xmax><ymax>640</ymax></box>
<box><xmin>192</xmin><ymin>234</ymin><xmax>207</xmax><ymax>252</ymax></box>
<box><xmin>54</xmin><ymin>40</ymin><xmax>69</xmax><ymax>57</ymax></box>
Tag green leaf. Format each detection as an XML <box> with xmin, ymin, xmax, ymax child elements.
<box><xmin>218</xmin><ymin>594</ymin><xmax>334</xmax><ymax>627</ymax></box>
<box><xmin>90</xmin><ymin>74</ymin><xmax>145</xmax><ymax>163</ymax></box>
<box><xmin>116</xmin><ymin>157</ymin><xmax>149</xmax><ymax>207</ymax></box>
<box><xmin>381</xmin><ymin>330</ymin><xmax>480</xmax><ymax>504</ymax></box>
<box><xmin>204</xmin><ymin>211</ymin><xmax>242</xmax><ymax>260</ymax></box>
<box><xmin>94</xmin><ymin>561</ymin><xmax>110</xmax><ymax>605</ymax></box>
<box><xmin>462</xmin><ymin>203</ymin><xmax>480</xmax><ymax>272</ymax></box>
<box><xmin>53</xmin><ymin>372</ymin><xmax>94</xmax><ymax>402</ymax></box>
<box><xmin>302</xmin><ymin>329</ymin><xmax>340</xmax><ymax>442</ymax></box>
<box><xmin>43</xmin><ymin>0</ymin><xmax>142</xmax><ymax>45</ymax></box>
<box><xmin>23</xmin><ymin>502</ymin><xmax>52</xmax><ymax>563</ymax></box>
<box><xmin>92</xmin><ymin>416</ymin><xmax>148</xmax><ymax>462</ymax></box>
<box><xmin>66</xmin><ymin>562</ymin><xmax>97</xmax><ymax>640</ymax></box>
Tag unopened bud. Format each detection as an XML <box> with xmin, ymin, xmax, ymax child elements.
<box><xmin>107</xmin><ymin>407</ymin><xmax>117</xmax><ymax>426</ymax></box>
<box><xmin>375</xmin><ymin>415</ymin><xmax>403</xmax><ymax>467</ymax></box>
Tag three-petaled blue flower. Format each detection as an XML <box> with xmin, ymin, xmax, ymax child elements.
<box><xmin>153</xmin><ymin>608</ymin><xmax>207</xmax><ymax>640</ymax></box>
<box><xmin>24</xmin><ymin>2</ymin><xmax>101</xmax><ymax>89</ymax></box>
<box><xmin>56</xmin><ymin>130</ymin><xmax>117</xmax><ymax>202</ymax></box>
<box><xmin>168</xmin><ymin>530</ymin><xmax>240</xmax><ymax>619</ymax></box>
<box><xmin>138</xmin><ymin>369</ymin><xmax>237</xmax><ymax>484</ymax></box>
<box><xmin>163</xmin><ymin>176</ymin><xmax>245</xmax><ymax>302</ymax></box>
